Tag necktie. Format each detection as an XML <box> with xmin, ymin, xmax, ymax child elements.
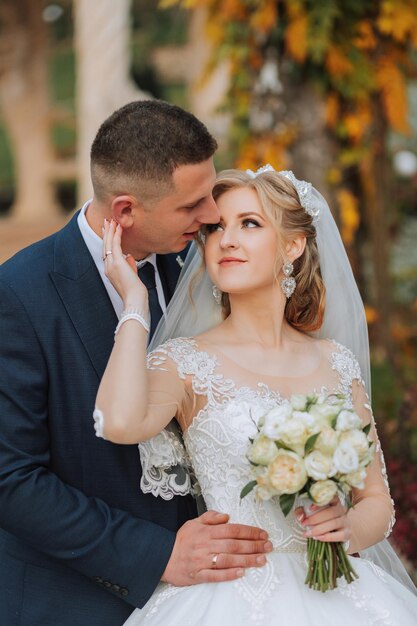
<box><xmin>137</xmin><ymin>262</ymin><xmax>163</xmax><ymax>339</ymax></box>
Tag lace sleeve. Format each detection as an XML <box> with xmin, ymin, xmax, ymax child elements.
<box><xmin>347</xmin><ymin>378</ymin><xmax>395</xmax><ymax>547</ymax></box>
<box><xmin>138</xmin><ymin>340</ymin><xmax>199</xmax><ymax>501</ymax></box>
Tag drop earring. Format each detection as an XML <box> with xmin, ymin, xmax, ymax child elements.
<box><xmin>212</xmin><ymin>285</ymin><xmax>222</xmax><ymax>305</ymax></box>
<box><xmin>280</xmin><ymin>260</ymin><xmax>296</xmax><ymax>298</ymax></box>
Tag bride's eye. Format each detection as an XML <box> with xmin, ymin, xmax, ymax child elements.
<box><xmin>204</xmin><ymin>223</ymin><xmax>223</xmax><ymax>234</ymax></box>
<box><xmin>242</xmin><ymin>218</ymin><xmax>260</xmax><ymax>228</ymax></box>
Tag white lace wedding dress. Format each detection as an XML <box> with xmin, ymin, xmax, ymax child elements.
<box><xmin>124</xmin><ymin>337</ymin><xmax>417</xmax><ymax>626</ymax></box>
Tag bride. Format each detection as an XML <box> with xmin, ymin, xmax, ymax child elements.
<box><xmin>94</xmin><ymin>167</ymin><xmax>417</xmax><ymax>625</ymax></box>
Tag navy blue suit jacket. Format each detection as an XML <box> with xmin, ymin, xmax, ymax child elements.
<box><xmin>0</xmin><ymin>212</ymin><xmax>197</xmax><ymax>625</ymax></box>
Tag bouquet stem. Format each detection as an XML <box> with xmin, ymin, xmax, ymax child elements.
<box><xmin>305</xmin><ymin>539</ymin><xmax>358</xmax><ymax>592</ymax></box>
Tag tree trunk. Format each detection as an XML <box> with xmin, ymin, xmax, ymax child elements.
<box><xmin>0</xmin><ymin>0</ymin><xmax>60</xmax><ymax>220</ymax></box>
<box><xmin>73</xmin><ymin>0</ymin><xmax>150</xmax><ymax>203</ymax></box>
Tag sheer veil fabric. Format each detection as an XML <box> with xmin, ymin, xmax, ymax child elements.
<box><xmin>146</xmin><ymin>170</ymin><xmax>415</xmax><ymax>594</ymax></box>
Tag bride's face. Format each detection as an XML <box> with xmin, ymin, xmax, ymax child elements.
<box><xmin>204</xmin><ymin>186</ymin><xmax>281</xmax><ymax>295</ymax></box>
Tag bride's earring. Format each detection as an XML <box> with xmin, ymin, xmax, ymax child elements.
<box><xmin>280</xmin><ymin>260</ymin><xmax>296</xmax><ymax>298</ymax></box>
<box><xmin>212</xmin><ymin>285</ymin><xmax>222</xmax><ymax>305</ymax></box>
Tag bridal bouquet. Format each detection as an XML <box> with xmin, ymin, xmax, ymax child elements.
<box><xmin>240</xmin><ymin>393</ymin><xmax>374</xmax><ymax>592</ymax></box>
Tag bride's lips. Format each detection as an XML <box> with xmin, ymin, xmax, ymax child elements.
<box><xmin>219</xmin><ymin>257</ymin><xmax>246</xmax><ymax>266</ymax></box>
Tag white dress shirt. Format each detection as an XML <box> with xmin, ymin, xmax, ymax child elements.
<box><xmin>77</xmin><ymin>201</ymin><xmax>167</xmax><ymax>318</ymax></box>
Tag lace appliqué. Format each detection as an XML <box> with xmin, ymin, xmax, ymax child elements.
<box><xmin>139</xmin><ymin>429</ymin><xmax>199</xmax><ymax>500</ymax></box>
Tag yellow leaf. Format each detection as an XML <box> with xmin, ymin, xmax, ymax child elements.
<box><xmin>377</xmin><ymin>0</ymin><xmax>417</xmax><ymax>47</ymax></box>
<box><xmin>337</xmin><ymin>188</ymin><xmax>360</xmax><ymax>245</ymax></box>
<box><xmin>250</xmin><ymin>1</ymin><xmax>278</xmax><ymax>34</ymax></box>
<box><xmin>343</xmin><ymin>103</ymin><xmax>372</xmax><ymax>143</ymax></box>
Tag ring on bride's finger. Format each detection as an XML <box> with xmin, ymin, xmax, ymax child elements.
<box><xmin>211</xmin><ymin>554</ymin><xmax>219</xmax><ymax>568</ymax></box>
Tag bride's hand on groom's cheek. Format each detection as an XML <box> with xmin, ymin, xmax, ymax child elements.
<box><xmin>102</xmin><ymin>219</ymin><xmax>147</xmax><ymax>306</ymax></box>
<box><xmin>161</xmin><ymin>510</ymin><xmax>272</xmax><ymax>586</ymax></box>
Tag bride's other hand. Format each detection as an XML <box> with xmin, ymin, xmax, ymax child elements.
<box><xmin>102</xmin><ymin>219</ymin><xmax>147</xmax><ymax>306</ymax></box>
<box><xmin>295</xmin><ymin>496</ymin><xmax>351</xmax><ymax>546</ymax></box>
<box><xmin>161</xmin><ymin>510</ymin><xmax>272</xmax><ymax>586</ymax></box>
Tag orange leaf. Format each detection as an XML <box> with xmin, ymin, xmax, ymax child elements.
<box><xmin>354</xmin><ymin>20</ymin><xmax>377</xmax><ymax>50</ymax></box>
<box><xmin>325</xmin><ymin>45</ymin><xmax>354</xmax><ymax>78</ymax></box>
<box><xmin>376</xmin><ymin>57</ymin><xmax>411</xmax><ymax>134</ymax></box>
<box><xmin>325</xmin><ymin>93</ymin><xmax>340</xmax><ymax>129</ymax></box>
<box><xmin>337</xmin><ymin>188</ymin><xmax>360</xmax><ymax>245</ymax></box>
<box><xmin>285</xmin><ymin>12</ymin><xmax>308</xmax><ymax>63</ymax></box>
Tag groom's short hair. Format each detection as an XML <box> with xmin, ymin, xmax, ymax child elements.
<box><xmin>90</xmin><ymin>99</ymin><xmax>218</xmax><ymax>205</ymax></box>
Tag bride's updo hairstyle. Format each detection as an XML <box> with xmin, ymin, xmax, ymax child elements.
<box><xmin>206</xmin><ymin>169</ymin><xmax>326</xmax><ymax>332</ymax></box>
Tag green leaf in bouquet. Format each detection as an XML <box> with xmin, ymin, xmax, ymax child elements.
<box><xmin>363</xmin><ymin>423</ymin><xmax>371</xmax><ymax>436</ymax></box>
<box><xmin>304</xmin><ymin>433</ymin><xmax>320</xmax><ymax>455</ymax></box>
<box><xmin>275</xmin><ymin>440</ymin><xmax>293</xmax><ymax>452</ymax></box>
<box><xmin>248</xmin><ymin>459</ymin><xmax>261</xmax><ymax>467</ymax></box>
<box><xmin>240</xmin><ymin>480</ymin><xmax>258</xmax><ymax>500</ymax></box>
<box><xmin>279</xmin><ymin>493</ymin><xmax>296</xmax><ymax>517</ymax></box>
<box><xmin>331</xmin><ymin>415</ymin><xmax>338</xmax><ymax>429</ymax></box>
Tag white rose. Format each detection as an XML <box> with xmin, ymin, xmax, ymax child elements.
<box><xmin>335</xmin><ymin>409</ymin><xmax>362</xmax><ymax>431</ymax></box>
<box><xmin>290</xmin><ymin>394</ymin><xmax>308</xmax><ymax>411</ymax></box>
<box><xmin>262</xmin><ymin>402</ymin><xmax>292</xmax><ymax>439</ymax></box>
<box><xmin>304</xmin><ymin>450</ymin><xmax>335</xmax><ymax>480</ymax></box>
<box><xmin>292</xmin><ymin>411</ymin><xmax>321</xmax><ymax>435</ymax></box>
<box><xmin>343</xmin><ymin>468</ymin><xmax>367</xmax><ymax>489</ymax></box>
<box><xmin>339</xmin><ymin>430</ymin><xmax>369</xmax><ymax>462</ymax></box>
<box><xmin>268</xmin><ymin>450</ymin><xmax>307</xmax><ymax>494</ymax></box>
<box><xmin>333</xmin><ymin>442</ymin><xmax>359</xmax><ymax>474</ymax></box>
<box><xmin>315</xmin><ymin>426</ymin><xmax>339</xmax><ymax>455</ymax></box>
<box><xmin>310</xmin><ymin>479</ymin><xmax>338</xmax><ymax>506</ymax></box>
<box><xmin>249</xmin><ymin>435</ymin><xmax>278</xmax><ymax>466</ymax></box>
<box><xmin>309</xmin><ymin>401</ymin><xmax>343</xmax><ymax>425</ymax></box>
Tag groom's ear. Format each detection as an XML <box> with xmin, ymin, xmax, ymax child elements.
<box><xmin>110</xmin><ymin>195</ymin><xmax>143</xmax><ymax>228</ymax></box>
<box><xmin>285</xmin><ymin>235</ymin><xmax>306</xmax><ymax>261</ymax></box>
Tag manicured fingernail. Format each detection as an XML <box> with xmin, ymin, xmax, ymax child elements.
<box><xmin>260</xmin><ymin>531</ymin><xmax>268</xmax><ymax>540</ymax></box>
<box><xmin>304</xmin><ymin>530</ymin><xmax>312</xmax><ymax>538</ymax></box>
<box><xmin>236</xmin><ymin>569</ymin><xmax>244</xmax><ymax>577</ymax></box>
<box><xmin>256</xmin><ymin>555</ymin><xmax>266</xmax><ymax>565</ymax></box>
<box><xmin>264</xmin><ymin>542</ymin><xmax>273</xmax><ymax>551</ymax></box>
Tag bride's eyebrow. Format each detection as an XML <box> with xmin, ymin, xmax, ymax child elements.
<box><xmin>237</xmin><ymin>211</ymin><xmax>265</xmax><ymax>220</ymax></box>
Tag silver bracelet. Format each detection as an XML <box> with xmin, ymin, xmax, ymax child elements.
<box><xmin>115</xmin><ymin>307</ymin><xmax>150</xmax><ymax>336</ymax></box>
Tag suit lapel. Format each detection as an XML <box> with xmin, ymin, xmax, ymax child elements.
<box><xmin>50</xmin><ymin>213</ymin><xmax>117</xmax><ymax>380</ymax></box>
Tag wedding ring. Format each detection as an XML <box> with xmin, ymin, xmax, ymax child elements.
<box><xmin>105</xmin><ymin>250</ymin><xmax>113</xmax><ymax>257</ymax></box>
<box><xmin>211</xmin><ymin>554</ymin><xmax>219</xmax><ymax>568</ymax></box>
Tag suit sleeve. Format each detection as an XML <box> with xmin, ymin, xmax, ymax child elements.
<box><xmin>0</xmin><ymin>279</ymin><xmax>175</xmax><ymax>609</ymax></box>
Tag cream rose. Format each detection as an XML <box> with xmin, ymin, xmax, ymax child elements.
<box><xmin>335</xmin><ymin>409</ymin><xmax>362</xmax><ymax>431</ymax></box>
<box><xmin>343</xmin><ymin>468</ymin><xmax>367</xmax><ymax>489</ymax></box>
<box><xmin>310</xmin><ymin>479</ymin><xmax>338</xmax><ymax>506</ymax></box>
<box><xmin>315</xmin><ymin>426</ymin><xmax>339</xmax><ymax>455</ymax></box>
<box><xmin>262</xmin><ymin>403</ymin><xmax>292</xmax><ymax>439</ymax></box>
<box><xmin>333</xmin><ymin>442</ymin><xmax>359</xmax><ymax>474</ymax></box>
<box><xmin>304</xmin><ymin>450</ymin><xmax>335</xmax><ymax>481</ymax></box>
<box><xmin>268</xmin><ymin>450</ymin><xmax>307</xmax><ymax>494</ymax></box>
<box><xmin>249</xmin><ymin>435</ymin><xmax>279</xmax><ymax>466</ymax></box>
<box><xmin>278</xmin><ymin>418</ymin><xmax>310</xmax><ymax>451</ymax></box>
<box><xmin>309</xmin><ymin>401</ymin><xmax>343</xmax><ymax>425</ymax></box>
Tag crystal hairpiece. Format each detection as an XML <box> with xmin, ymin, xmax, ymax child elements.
<box><xmin>245</xmin><ymin>164</ymin><xmax>321</xmax><ymax>220</ymax></box>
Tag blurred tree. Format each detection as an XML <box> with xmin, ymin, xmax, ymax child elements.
<box><xmin>73</xmin><ymin>0</ymin><xmax>150</xmax><ymax>202</ymax></box>
<box><xmin>0</xmin><ymin>0</ymin><xmax>60</xmax><ymax>219</ymax></box>
<box><xmin>164</xmin><ymin>0</ymin><xmax>417</xmax><ymax>359</ymax></box>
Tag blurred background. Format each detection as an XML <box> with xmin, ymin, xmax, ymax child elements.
<box><xmin>0</xmin><ymin>0</ymin><xmax>416</xmax><ymax>578</ymax></box>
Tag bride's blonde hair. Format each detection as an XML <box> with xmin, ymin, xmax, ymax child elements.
<box><xmin>200</xmin><ymin>169</ymin><xmax>325</xmax><ymax>332</ymax></box>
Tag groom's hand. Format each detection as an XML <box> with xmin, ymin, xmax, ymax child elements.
<box><xmin>161</xmin><ymin>510</ymin><xmax>272</xmax><ymax>585</ymax></box>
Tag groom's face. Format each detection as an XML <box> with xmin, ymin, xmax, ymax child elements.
<box><xmin>129</xmin><ymin>158</ymin><xmax>219</xmax><ymax>257</ymax></box>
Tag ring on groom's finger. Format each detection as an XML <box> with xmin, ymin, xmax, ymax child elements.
<box><xmin>211</xmin><ymin>554</ymin><xmax>219</xmax><ymax>568</ymax></box>
<box><xmin>105</xmin><ymin>250</ymin><xmax>113</xmax><ymax>257</ymax></box>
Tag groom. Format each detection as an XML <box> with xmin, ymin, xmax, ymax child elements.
<box><xmin>0</xmin><ymin>100</ymin><xmax>270</xmax><ymax>625</ymax></box>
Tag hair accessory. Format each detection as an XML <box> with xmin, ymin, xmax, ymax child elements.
<box><xmin>212</xmin><ymin>285</ymin><xmax>222</xmax><ymax>305</ymax></box>
<box><xmin>245</xmin><ymin>164</ymin><xmax>321</xmax><ymax>221</ymax></box>
<box><xmin>280</xmin><ymin>260</ymin><xmax>296</xmax><ymax>298</ymax></box>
